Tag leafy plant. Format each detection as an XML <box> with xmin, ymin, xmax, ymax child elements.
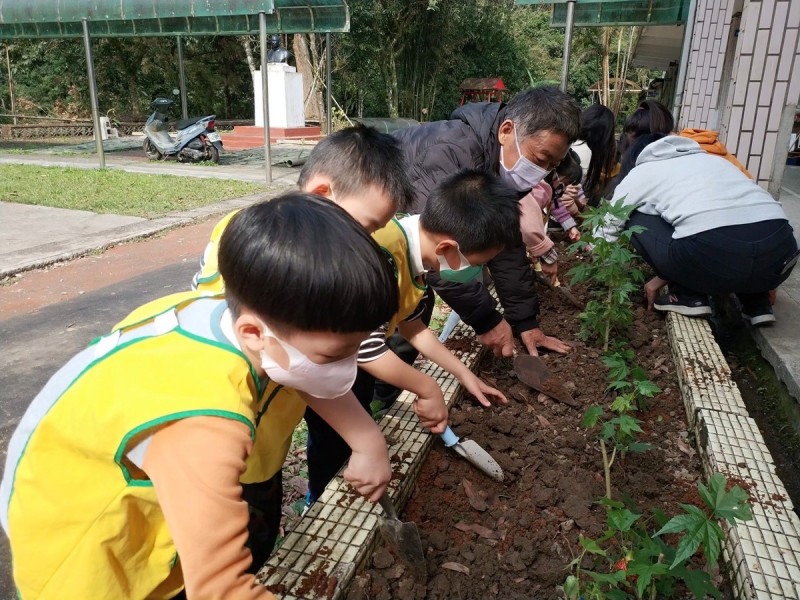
<box><xmin>568</xmin><ymin>199</ymin><xmax>646</xmax><ymax>352</ymax></box>
<box><xmin>564</xmin><ymin>474</ymin><xmax>752</xmax><ymax>600</ymax></box>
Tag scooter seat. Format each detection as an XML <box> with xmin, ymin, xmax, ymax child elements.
<box><xmin>176</xmin><ymin>116</ymin><xmax>205</xmax><ymax>130</ymax></box>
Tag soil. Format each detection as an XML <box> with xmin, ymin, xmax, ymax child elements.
<box><xmin>350</xmin><ymin>246</ymin><xmax>722</xmax><ymax>600</ymax></box>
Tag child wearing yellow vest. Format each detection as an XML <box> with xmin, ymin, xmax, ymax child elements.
<box><xmin>0</xmin><ymin>194</ymin><xmax>399</xmax><ymax>600</ymax></box>
<box><xmin>306</xmin><ymin>169</ymin><xmax>524</xmax><ymax>503</ymax></box>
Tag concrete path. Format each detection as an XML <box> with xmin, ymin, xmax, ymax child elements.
<box><xmin>752</xmin><ymin>165</ymin><xmax>800</xmax><ymax>402</ymax></box>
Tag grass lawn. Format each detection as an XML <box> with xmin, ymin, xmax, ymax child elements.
<box><xmin>0</xmin><ymin>164</ymin><xmax>265</xmax><ymax>217</ymax></box>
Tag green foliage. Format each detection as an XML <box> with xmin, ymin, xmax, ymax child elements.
<box><xmin>568</xmin><ymin>198</ymin><xmax>646</xmax><ymax>352</ymax></box>
<box><xmin>564</xmin><ymin>474</ymin><xmax>751</xmax><ymax>600</ymax></box>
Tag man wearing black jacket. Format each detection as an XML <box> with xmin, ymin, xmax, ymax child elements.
<box><xmin>393</xmin><ymin>86</ymin><xmax>581</xmax><ymax>357</ymax></box>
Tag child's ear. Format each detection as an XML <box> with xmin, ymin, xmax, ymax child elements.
<box><xmin>234</xmin><ymin>313</ymin><xmax>265</xmax><ymax>354</ymax></box>
<box><xmin>307</xmin><ymin>179</ymin><xmax>333</xmax><ymax>199</ymax></box>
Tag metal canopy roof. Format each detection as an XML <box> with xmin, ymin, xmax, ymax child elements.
<box><xmin>515</xmin><ymin>0</ymin><xmax>688</xmax><ymax>27</ymax></box>
<box><xmin>0</xmin><ymin>0</ymin><xmax>349</xmax><ymax>38</ymax></box>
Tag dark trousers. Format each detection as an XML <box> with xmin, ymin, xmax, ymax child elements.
<box><xmin>627</xmin><ymin>212</ymin><xmax>798</xmax><ymax>309</ymax></box>
<box><xmin>305</xmin><ymin>292</ymin><xmax>436</xmax><ymax>503</ymax></box>
<box><xmin>241</xmin><ymin>473</ymin><xmax>283</xmax><ymax>574</ymax></box>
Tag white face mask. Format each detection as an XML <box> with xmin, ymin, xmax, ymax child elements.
<box><xmin>499</xmin><ymin>123</ymin><xmax>550</xmax><ymax>192</ymax></box>
<box><xmin>258</xmin><ymin>320</ymin><xmax>358</xmax><ymax>399</ymax></box>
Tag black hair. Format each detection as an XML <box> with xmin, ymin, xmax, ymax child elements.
<box><xmin>612</xmin><ymin>132</ymin><xmax>667</xmax><ymax>191</ymax></box>
<box><xmin>420</xmin><ymin>169</ymin><xmax>522</xmax><ymax>254</ymax></box>
<box><xmin>297</xmin><ymin>123</ymin><xmax>414</xmax><ymax>213</ymax></box>
<box><xmin>504</xmin><ymin>86</ymin><xmax>582</xmax><ymax>143</ymax></box>
<box><xmin>219</xmin><ymin>192</ymin><xmax>399</xmax><ymax>333</ymax></box>
<box><xmin>555</xmin><ymin>149</ymin><xmax>583</xmax><ymax>186</ymax></box>
<box><xmin>579</xmin><ymin>104</ymin><xmax>617</xmax><ymax>198</ymax></box>
<box><xmin>619</xmin><ymin>100</ymin><xmax>674</xmax><ymax>154</ymax></box>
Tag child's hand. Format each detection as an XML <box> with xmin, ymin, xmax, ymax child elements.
<box><xmin>568</xmin><ymin>227</ymin><xmax>581</xmax><ymax>242</ymax></box>
<box><xmin>344</xmin><ymin>445</ymin><xmax>391</xmax><ymax>503</ymax></box>
<box><xmin>540</xmin><ymin>260</ymin><xmax>558</xmax><ymax>284</ymax></box>
<box><xmin>414</xmin><ymin>382</ymin><xmax>449</xmax><ymax>433</ymax></box>
<box><xmin>459</xmin><ymin>372</ymin><xmax>508</xmax><ymax>407</ymax></box>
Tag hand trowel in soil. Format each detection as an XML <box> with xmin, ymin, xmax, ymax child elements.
<box><xmin>532</xmin><ymin>268</ymin><xmax>583</xmax><ymax>309</ymax></box>
<box><xmin>377</xmin><ymin>492</ymin><xmax>427</xmax><ymax>577</ymax></box>
<box><xmin>439</xmin><ymin>426</ymin><xmax>504</xmax><ymax>482</ymax></box>
<box><xmin>513</xmin><ymin>354</ymin><xmax>579</xmax><ymax>408</ymax></box>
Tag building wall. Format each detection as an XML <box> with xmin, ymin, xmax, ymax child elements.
<box><xmin>719</xmin><ymin>0</ymin><xmax>800</xmax><ymax>195</ymax></box>
<box><xmin>679</xmin><ymin>0</ymin><xmax>735</xmax><ymax>129</ymax></box>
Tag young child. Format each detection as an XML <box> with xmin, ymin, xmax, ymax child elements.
<box><xmin>305</xmin><ymin>169</ymin><xmax>522</xmax><ymax>504</ymax></box>
<box><xmin>551</xmin><ymin>149</ymin><xmax>588</xmax><ymax>222</ymax></box>
<box><xmin>192</xmin><ymin>124</ymin><xmax>414</xmax><ymax>292</ymax></box>
<box><xmin>0</xmin><ymin>194</ymin><xmax>399</xmax><ymax>600</ymax></box>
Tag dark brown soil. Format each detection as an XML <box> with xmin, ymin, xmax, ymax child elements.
<box><xmin>351</xmin><ymin>249</ymin><xmax>713</xmax><ymax>600</ymax></box>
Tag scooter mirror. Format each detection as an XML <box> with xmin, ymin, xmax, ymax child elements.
<box><xmin>172</xmin><ymin>89</ymin><xmax>180</xmax><ymax>96</ymax></box>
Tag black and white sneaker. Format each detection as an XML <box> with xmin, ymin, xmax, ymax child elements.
<box><xmin>741</xmin><ymin>305</ymin><xmax>776</xmax><ymax>326</ymax></box>
<box><xmin>653</xmin><ymin>293</ymin><xmax>712</xmax><ymax>317</ymax></box>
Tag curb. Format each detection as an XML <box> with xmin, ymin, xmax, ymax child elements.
<box><xmin>0</xmin><ymin>188</ymin><xmax>290</xmax><ymax>279</ymax></box>
<box><xmin>667</xmin><ymin>313</ymin><xmax>800</xmax><ymax>599</ymax></box>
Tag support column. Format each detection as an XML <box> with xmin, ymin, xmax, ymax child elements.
<box><xmin>260</xmin><ymin>12</ymin><xmax>272</xmax><ymax>184</ymax></box>
<box><xmin>177</xmin><ymin>35</ymin><xmax>188</xmax><ymax>120</ymax></box>
<box><xmin>326</xmin><ymin>32</ymin><xmax>332</xmax><ymax>135</ymax></box>
<box><xmin>672</xmin><ymin>0</ymin><xmax>698</xmax><ymax>127</ymax></box>
<box><xmin>560</xmin><ymin>0</ymin><xmax>576</xmax><ymax>93</ymax></box>
<box><xmin>82</xmin><ymin>18</ymin><xmax>104</xmax><ymax>168</ymax></box>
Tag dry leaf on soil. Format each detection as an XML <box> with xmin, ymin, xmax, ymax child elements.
<box><xmin>536</xmin><ymin>414</ymin><xmax>552</xmax><ymax>428</ymax></box>
<box><xmin>442</xmin><ymin>562</ymin><xmax>470</xmax><ymax>575</ymax></box>
<box><xmin>462</xmin><ymin>478</ymin><xmax>488</xmax><ymax>512</ymax></box>
<box><xmin>676</xmin><ymin>437</ymin><xmax>696</xmax><ymax>457</ymax></box>
<box><xmin>454</xmin><ymin>522</ymin><xmax>498</xmax><ymax>539</ymax></box>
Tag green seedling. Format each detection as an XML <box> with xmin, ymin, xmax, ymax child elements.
<box><xmin>564</xmin><ymin>474</ymin><xmax>752</xmax><ymax>600</ymax></box>
<box><xmin>568</xmin><ymin>199</ymin><xmax>646</xmax><ymax>352</ymax></box>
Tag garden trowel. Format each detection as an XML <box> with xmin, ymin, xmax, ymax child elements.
<box><xmin>377</xmin><ymin>492</ymin><xmax>427</xmax><ymax>578</ymax></box>
<box><xmin>513</xmin><ymin>354</ymin><xmax>579</xmax><ymax>408</ymax></box>
<box><xmin>440</xmin><ymin>426</ymin><xmax>504</xmax><ymax>481</ymax></box>
<box><xmin>532</xmin><ymin>268</ymin><xmax>583</xmax><ymax>309</ymax></box>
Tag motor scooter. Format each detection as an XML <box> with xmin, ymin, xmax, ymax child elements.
<box><xmin>143</xmin><ymin>98</ymin><xmax>222</xmax><ymax>163</ymax></box>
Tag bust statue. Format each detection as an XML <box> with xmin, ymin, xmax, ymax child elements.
<box><xmin>267</xmin><ymin>34</ymin><xmax>292</xmax><ymax>64</ymax></box>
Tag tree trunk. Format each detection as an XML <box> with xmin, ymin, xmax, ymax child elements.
<box><xmin>601</xmin><ymin>28</ymin><xmax>611</xmax><ymax>107</ymax></box>
<box><xmin>127</xmin><ymin>74</ymin><xmax>141</xmax><ymax>118</ymax></box>
<box><xmin>385</xmin><ymin>52</ymin><xmax>399</xmax><ymax>118</ymax></box>
<box><xmin>242</xmin><ymin>37</ymin><xmax>256</xmax><ymax>73</ymax></box>
<box><xmin>294</xmin><ymin>33</ymin><xmax>322</xmax><ymax>124</ymax></box>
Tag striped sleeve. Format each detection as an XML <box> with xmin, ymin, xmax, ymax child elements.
<box><xmin>357</xmin><ymin>324</ymin><xmax>390</xmax><ymax>363</ymax></box>
<box><xmin>404</xmin><ymin>288</ymin><xmax>433</xmax><ymax>323</ymax></box>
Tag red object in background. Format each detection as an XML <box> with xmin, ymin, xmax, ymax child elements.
<box><xmin>769</xmin><ymin>289</ymin><xmax>777</xmax><ymax>305</ymax></box>
<box><xmin>460</xmin><ymin>77</ymin><xmax>506</xmax><ymax>106</ymax></box>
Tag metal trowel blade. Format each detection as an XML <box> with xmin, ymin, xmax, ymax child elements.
<box><xmin>451</xmin><ymin>439</ymin><xmax>505</xmax><ymax>481</ymax></box>
<box><xmin>513</xmin><ymin>355</ymin><xmax>579</xmax><ymax>407</ymax></box>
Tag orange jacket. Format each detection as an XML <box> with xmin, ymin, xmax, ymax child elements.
<box><xmin>679</xmin><ymin>128</ymin><xmax>753</xmax><ymax>179</ymax></box>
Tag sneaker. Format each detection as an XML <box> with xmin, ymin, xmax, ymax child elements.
<box><xmin>741</xmin><ymin>305</ymin><xmax>776</xmax><ymax>326</ymax></box>
<box><xmin>653</xmin><ymin>293</ymin><xmax>712</xmax><ymax>317</ymax></box>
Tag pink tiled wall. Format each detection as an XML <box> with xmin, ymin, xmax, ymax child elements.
<box><xmin>680</xmin><ymin>0</ymin><xmax>735</xmax><ymax>129</ymax></box>
<box><xmin>719</xmin><ymin>0</ymin><xmax>800</xmax><ymax>195</ymax></box>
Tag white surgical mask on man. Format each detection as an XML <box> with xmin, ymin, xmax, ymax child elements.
<box><xmin>258</xmin><ymin>320</ymin><xmax>358</xmax><ymax>399</ymax></box>
<box><xmin>499</xmin><ymin>123</ymin><xmax>550</xmax><ymax>192</ymax></box>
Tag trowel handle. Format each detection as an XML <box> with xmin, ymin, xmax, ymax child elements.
<box><xmin>378</xmin><ymin>492</ymin><xmax>398</xmax><ymax>519</ymax></box>
<box><xmin>439</xmin><ymin>426</ymin><xmax>460</xmax><ymax>448</ymax></box>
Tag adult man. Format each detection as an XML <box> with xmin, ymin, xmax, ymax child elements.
<box><xmin>394</xmin><ymin>86</ymin><xmax>582</xmax><ymax>357</ymax></box>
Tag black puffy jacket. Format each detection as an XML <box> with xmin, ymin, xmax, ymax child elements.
<box><xmin>393</xmin><ymin>102</ymin><xmax>540</xmax><ymax>335</ymax></box>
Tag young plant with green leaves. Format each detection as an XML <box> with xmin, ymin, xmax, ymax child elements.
<box><xmin>603</xmin><ymin>350</ymin><xmax>662</xmax><ymax>411</ymax></box>
<box><xmin>563</xmin><ymin>473</ymin><xmax>752</xmax><ymax>600</ymax></box>
<box><xmin>568</xmin><ymin>198</ymin><xmax>646</xmax><ymax>352</ymax></box>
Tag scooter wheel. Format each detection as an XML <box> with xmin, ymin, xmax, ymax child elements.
<box><xmin>143</xmin><ymin>139</ymin><xmax>163</xmax><ymax>161</ymax></box>
<box><xmin>206</xmin><ymin>143</ymin><xmax>220</xmax><ymax>164</ymax></box>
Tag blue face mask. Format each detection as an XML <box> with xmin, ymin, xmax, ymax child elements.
<box><xmin>436</xmin><ymin>246</ymin><xmax>483</xmax><ymax>283</ymax></box>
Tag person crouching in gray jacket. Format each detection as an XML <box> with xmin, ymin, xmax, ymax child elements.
<box><xmin>597</xmin><ymin>133</ymin><xmax>798</xmax><ymax>326</ymax></box>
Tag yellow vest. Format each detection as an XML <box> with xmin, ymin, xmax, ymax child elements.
<box><xmin>192</xmin><ymin>210</ymin><xmax>240</xmax><ymax>294</ymax></box>
<box><xmin>371</xmin><ymin>217</ymin><xmax>427</xmax><ymax>336</ymax></box>
<box><xmin>1</xmin><ymin>292</ymin><xmax>303</xmax><ymax>599</ymax></box>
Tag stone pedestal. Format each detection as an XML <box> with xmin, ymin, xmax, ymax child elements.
<box><xmin>253</xmin><ymin>63</ymin><xmax>304</xmax><ymax>128</ymax></box>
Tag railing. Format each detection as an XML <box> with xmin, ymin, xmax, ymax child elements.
<box><xmin>0</xmin><ymin>119</ymin><xmax>255</xmax><ymax>139</ymax></box>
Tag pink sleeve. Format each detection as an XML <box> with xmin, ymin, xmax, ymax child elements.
<box><xmin>519</xmin><ymin>189</ymin><xmax>554</xmax><ymax>257</ymax></box>
<box><xmin>143</xmin><ymin>416</ymin><xmax>277</xmax><ymax>600</ymax></box>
